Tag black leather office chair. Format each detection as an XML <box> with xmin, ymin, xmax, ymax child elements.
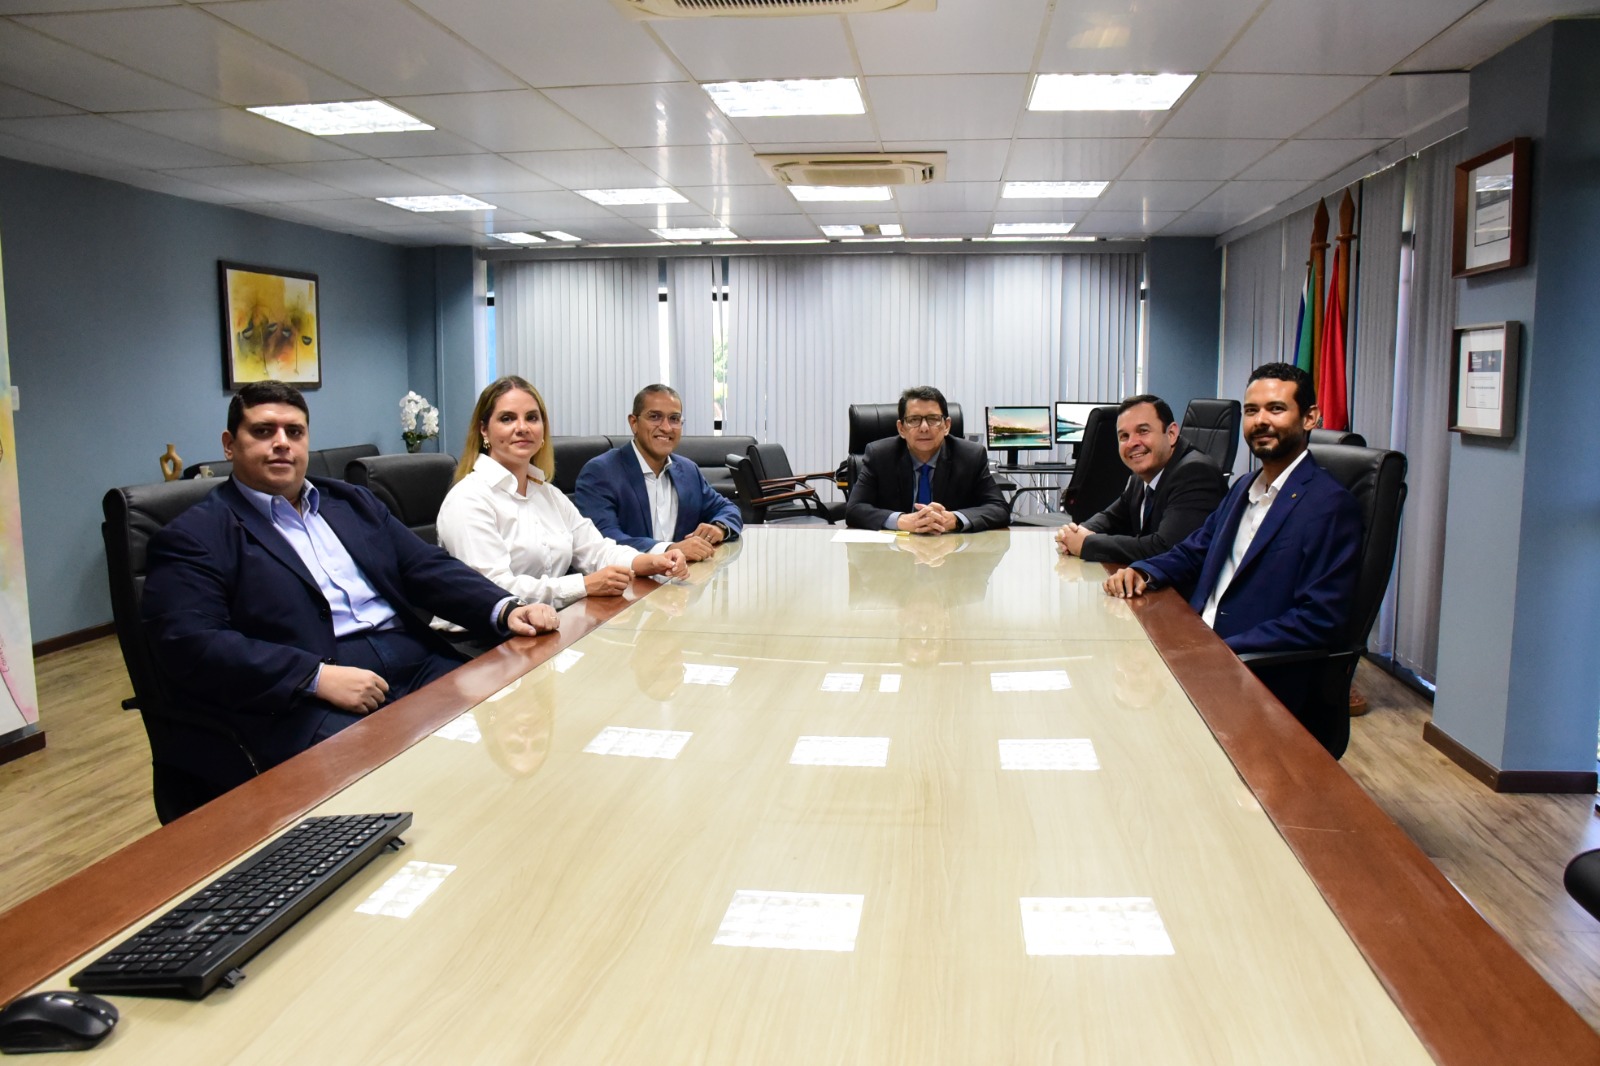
<box><xmin>182</xmin><ymin>443</ymin><xmax>378</xmax><ymax>481</ymax></box>
<box><xmin>1057</xmin><ymin>405</ymin><xmax>1123</xmax><ymax>522</ymax></box>
<box><xmin>747</xmin><ymin>443</ymin><xmax>844</xmax><ymax>523</ymax></box>
<box><xmin>1179</xmin><ymin>399</ymin><xmax>1241</xmax><ymax>472</ymax></box>
<box><xmin>102</xmin><ymin>478</ymin><xmax>260</xmax><ymax>823</ymax></box>
<box><xmin>345</xmin><ymin>453</ymin><xmax>457</xmax><ymax>545</ymax></box>
<box><xmin>1239</xmin><ymin>443</ymin><xmax>1408</xmax><ymax>759</ymax></box>
<box><xmin>548</xmin><ymin>435</ymin><xmax>616</xmax><ymax>496</ymax></box>
<box><xmin>1564</xmin><ymin>850</ymin><xmax>1600</xmax><ymax>922</ymax></box>
<box><xmin>841</xmin><ymin>402</ymin><xmax>964</xmax><ymax>492</ymax></box>
<box><xmin>728</xmin><ymin>454</ymin><xmax>829</xmax><ymax>524</ymax></box>
<box><xmin>1309</xmin><ymin>429</ymin><xmax>1367</xmax><ymax>447</ymax></box>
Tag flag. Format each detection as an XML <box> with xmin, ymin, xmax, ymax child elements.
<box><xmin>1293</xmin><ymin>262</ymin><xmax>1315</xmax><ymax>372</ymax></box>
<box><xmin>1317</xmin><ymin>230</ymin><xmax>1350</xmax><ymax>431</ymax></box>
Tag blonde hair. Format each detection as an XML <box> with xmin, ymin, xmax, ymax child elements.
<box><xmin>455</xmin><ymin>376</ymin><xmax>556</xmax><ymax>484</ymax></box>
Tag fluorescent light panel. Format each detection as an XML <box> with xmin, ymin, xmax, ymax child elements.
<box><xmin>878</xmin><ymin>223</ymin><xmax>903</xmax><ymax>237</ymax></box>
<box><xmin>1003</xmin><ymin>181</ymin><xmax>1108</xmax><ymax>199</ymax></box>
<box><xmin>380</xmin><ymin>195</ymin><xmax>496</xmax><ymax>212</ymax></box>
<box><xmin>1029</xmin><ymin>73</ymin><xmax>1196</xmax><ymax>112</ymax></box>
<box><xmin>577</xmin><ymin>187</ymin><xmax>688</xmax><ymax>206</ymax></box>
<box><xmin>703</xmin><ymin>77</ymin><xmax>865</xmax><ymax>117</ymax></box>
<box><xmin>542</xmin><ymin>230</ymin><xmax>582</xmax><ymax>242</ymax></box>
<box><xmin>821</xmin><ymin>224</ymin><xmax>864</xmax><ymax>238</ymax></box>
<box><xmin>992</xmin><ymin>222</ymin><xmax>1076</xmax><ymax>236</ymax></box>
<box><xmin>651</xmin><ymin>227</ymin><xmax>737</xmax><ymax>241</ymax></box>
<box><xmin>788</xmin><ymin>185</ymin><xmax>892</xmax><ymax>202</ymax></box>
<box><xmin>490</xmin><ymin>232</ymin><xmax>544</xmax><ymax>245</ymax></box>
<box><xmin>248</xmin><ymin>100</ymin><xmax>433</xmax><ymax>136</ymax></box>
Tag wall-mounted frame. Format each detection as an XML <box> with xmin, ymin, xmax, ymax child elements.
<box><xmin>1449</xmin><ymin>321</ymin><xmax>1520</xmax><ymax>439</ymax></box>
<box><xmin>218</xmin><ymin>261</ymin><xmax>321</xmax><ymax>390</ymax></box>
<box><xmin>1451</xmin><ymin>138</ymin><xmax>1530</xmax><ymax>278</ymax></box>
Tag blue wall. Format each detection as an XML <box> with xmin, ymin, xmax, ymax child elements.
<box><xmin>0</xmin><ymin>157</ymin><xmax>416</xmax><ymax>641</ymax></box>
<box><xmin>1145</xmin><ymin>237</ymin><xmax>1222</xmax><ymax>415</ymax></box>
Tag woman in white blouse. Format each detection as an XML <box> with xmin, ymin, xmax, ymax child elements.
<box><xmin>437</xmin><ymin>376</ymin><xmax>687</xmax><ymax>609</ymax></box>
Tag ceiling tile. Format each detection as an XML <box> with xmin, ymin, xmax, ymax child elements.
<box><xmin>408</xmin><ymin>0</ymin><xmax>683</xmax><ymax>88</ymax></box>
<box><xmin>894</xmin><ymin>182</ymin><xmax>999</xmax><ymax>213</ymax></box>
<box><xmin>651</xmin><ymin>15</ymin><xmax>855</xmax><ymax>81</ymax></box>
<box><xmin>1299</xmin><ymin>74</ymin><xmax>1468</xmax><ymax>139</ymax></box>
<box><xmin>318</xmin><ymin>129</ymin><xmax>486</xmax><ymax>159</ymax></box>
<box><xmin>680</xmin><ymin>184</ymin><xmax>801</xmax><ymax>217</ymax></box>
<box><xmin>0</xmin><ymin>113</ymin><xmax>243</xmax><ymax>168</ymax></box>
<box><xmin>716</xmin><ymin>214</ymin><xmax>823</xmax><ymax>239</ymax></box>
<box><xmin>884</xmin><ymin>139</ymin><xmax>1010</xmax><ymax>183</ymax></box>
<box><xmin>17</xmin><ymin>7</ymin><xmax>366</xmax><ymax>106</ymax></box>
<box><xmin>0</xmin><ymin>20</ymin><xmax>219</xmax><ymax>111</ymax></box>
<box><xmin>289</xmin><ymin>196</ymin><xmax>491</xmax><ymax>228</ymax></box>
<box><xmin>990</xmin><ymin>206</ymin><xmax>1090</xmax><ymax>224</ymax></box>
<box><xmin>1399</xmin><ymin>0</ymin><xmax>1598</xmax><ymax>72</ymax></box>
<box><xmin>1037</xmin><ymin>0</ymin><xmax>1261</xmax><ymax>73</ymax></box>
<box><xmin>627</xmin><ymin>145</ymin><xmax>771</xmax><ymax>188</ymax></box>
<box><xmin>1004</xmin><ymin>139</ymin><xmax>1144</xmax><ymax>181</ymax></box>
<box><xmin>1157</xmin><ymin>74</ymin><xmax>1374</xmax><ymax>139</ymax></box>
<box><xmin>867</xmin><ymin>74</ymin><xmax>1028</xmax><ymax>142</ymax></box>
<box><xmin>388</xmin><ymin>154</ymin><xmax>555</xmax><ymax>194</ymax></box>
<box><xmin>0</xmin><ymin>128</ymin><xmax>123</xmax><ymax>174</ymax></box>
<box><xmin>850</xmin><ymin>0</ymin><xmax>1050</xmax><ymax>76</ymax></box>
<box><xmin>486</xmin><ymin>189</ymin><xmax>626</xmax><ymax>221</ymax></box>
<box><xmin>113</xmin><ymin>109</ymin><xmax>360</xmax><ymax>165</ymax></box>
<box><xmin>1074</xmin><ymin>210</ymin><xmax>1183</xmax><ymax>236</ymax></box>
<box><xmin>601</xmin><ymin>201</ymin><xmax>723</xmax><ymax>225</ymax></box>
<box><xmin>1015</xmin><ymin>108</ymin><xmax>1170</xmax><ymax>139</ymax></box>
<box><xmin>0</xmin><ymin>84</ymin><xmax>79</xmax><ymax>118</ymax></box>
<box><xmin>202</xmin><ymin>0</ymin><xmax>521</xmax><ymax>97</ymax></box>
<box><xmin>1233</xmin><ymin>139</ymin><xmax>1391</xmax><ymax>181</ymax></box>
<box><xmin>1190</xmin><ymin>180</ymin><xmax>1314</xmax><ymax>220</ymax></box>
<box><xmin>502</xmin><ymin>148</ymin><xmax>665</xmax><ymax>190</ymax></box>
<box><xmin>747</xmin><ymin>140</ymin><xmax>880</xmax><ymax>155</ymax></box>
<box><xmin>166</xmin><ymin>164</ymin><xmax>351</xmax><ymax>201</ymax></box>
<box><xmin>1095</xmin><ymin>180</ymin><xmax>1221</xmax><ymax>212</ymax></box>
<box><xmin>1158</xmin><ymin>213</ymin><xmax>1241</xmax><ymax>236</ymax></box>
<box><xmin>899</xmin><ymin>211</ymin><xmax>995</xmax><ymax>236</ymax></box>
<box><xmin>101</xmin><ymin>166</ymin><xmax>261</xmax><ymax>204</ymax></box>
<box><xmin>725</xmin><ymin>113</ymin><xmax>877</xmax><ymax>145</ymax></box>
<box><xmin>1120</xmin><ymin>138</ymin><xmax>1278</xmax><ymax>181</ymax></box>
<box><xmin>272</xmin><ymin>159</ymin><xmax>451</xmax><ymax>197</ymax></box>
<box><xmin>543</xmin><ymin>83</ymin><xmax>740</xmax><ymax>149</ymax></box>
<box><xmin>1218</xmin><ymin>0</ymin><xmax>1482</xmax><ymax>76</ymax></box>
<box><xmin>547</xmin><ymin>218</ymin><xmax>656</xmax><ymax>243</ymax></box>
<box><xmin>0</xmin><ymin>0</ymin><xmax>176</xmax><ymax>11</ymax></box>
<box><xmin>392</xmin><ymin>91</ymin><xmax>608</xmax><ymax>154</ymax></box>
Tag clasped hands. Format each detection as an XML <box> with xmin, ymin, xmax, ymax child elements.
<box><xmin>584</xmin><ymin>547</ymin><xmax>691</xmax><ymax>597</ymax></box>
<box><xmin>1054</xmin><ymin>522</ymin><xmax>1094</xmax><ymax>556</ymax></box>
<box><xmin>896</xmin><ymin>502</ymin><xmax>960</xmax><ymax>535</ymax></box>
<box><xmin>667</xmin><ymin>522</ymin><xmax>728</xmax><ymax>562</ymax></box>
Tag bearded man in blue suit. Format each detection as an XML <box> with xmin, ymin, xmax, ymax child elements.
<box><xmin>1103</xmin><ymin>363</ymin><xmax>1361</xmax><ymax>756</ymax></box>
<box><xmin>573</xmin><ymin>384</ymin><xmax>742</xmax><ymax>562</ymax></box>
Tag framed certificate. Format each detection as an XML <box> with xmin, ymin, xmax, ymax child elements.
<box><xmin>1449</xmin><ymin>322</ymin><xmax>1520</xmax><ymax>438</ymax></box>
<box><xmin>1451</xmin><ymin>138</ymin><xmax>1530</xmax><ymax>278</ymax></box>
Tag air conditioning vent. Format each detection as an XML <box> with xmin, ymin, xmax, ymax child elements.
<box><xmin>758</xmin><ymin>152</ymin><xmax>946</xmax><ymax>187</ymax></box>
<box><xmin>612</xmin><ymin>0</ymin><xmax>934</xmax><ymax>19</ymax></box>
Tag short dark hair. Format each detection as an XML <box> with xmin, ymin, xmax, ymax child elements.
<box><xmin>632</xmin><ymin>383</ymin><xmax>682</xmax><ymax>418</ymax></box>
<box><xmin>898</xmin><ymin>386</ymin><xmax>948</xmax><ymax>421</ymax></box>
<box><xmin>1116</xmin><ymin>394</ymin><xmax>1175</xmax><ymax>429</ymax></box>
<box><xmin>228</xmin><ymin>381</ymin><xmax>309</xmax><ymax>435</ymax></box>
<box><xmin>1247</xmin><ymin>362</ymin><xmax>1317</xmax><ymax>413</ymax></box>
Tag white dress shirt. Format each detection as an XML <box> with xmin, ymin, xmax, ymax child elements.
<box><xmin>1201</xmin><ymin>449</ymin><xmax>1310</xmax><ymax>627</ymax></box>
<box><xmin>633</xmin><ymin>442</ymin><xmax>679</xmax><ymax>553</ymax></box>
<box><xmin>437</xmin><ymin>452</ymin><xmax>639</xmax><ymax>610</ymax></box>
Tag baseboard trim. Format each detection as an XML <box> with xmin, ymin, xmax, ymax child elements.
<box><xmin>0</xmin><ymin>724</ymin><xmax>45</xmax><ymax>767</ymax></box>
<box><xmin>1423</xmin><ymin>720</ymin><xmax>1598</xmax><ymax>794</ymax></box>
<box><xmin>33</xmin><ymin>622</ymin><xmax>115</xmax><ymax>658</ymax></box>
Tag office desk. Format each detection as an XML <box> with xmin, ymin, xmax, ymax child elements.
<box><xmin>1</xmin><ymin>530</ymin><xmax>1594</xmax><ymax>1063</ymax></box>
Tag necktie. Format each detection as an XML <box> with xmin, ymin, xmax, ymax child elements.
<box><xmin>916</xmin><ymin>463</ymin><xmax>933</xmax><ymax>506</ymax></box>
<box><xmin>1140</xmin><ymin>485</ymin><xmax>1154</xmax><ymax>533</ymax></box>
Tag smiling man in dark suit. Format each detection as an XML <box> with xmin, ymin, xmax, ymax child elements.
<box><xmin>1102</xmin><ymin>364</ymin><xmax>1361</xmax><ymax>754</ymax></box>
<box><xmin>845</xmin><ymin>385</ymin><xmax>1009</xmax><ymax>534</ymax></box>
<box><xmin>142</xmin><ymin>381</ymin><xmax>558</xmax><ymax>784</ymax></box>
<box><xmin>1055</xmin><ymin>394</ymin><xmax>1227</xmax><ymax>565</ymax></box>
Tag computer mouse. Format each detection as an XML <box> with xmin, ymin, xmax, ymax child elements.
<box><xmin>0</xmin><ymin>990</ymin><xmax>118</xmax><ymax>1054</ymax></box>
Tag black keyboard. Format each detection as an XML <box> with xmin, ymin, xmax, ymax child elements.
<box><xmin>71</xmin><ymin>812</ymin><xmax>412</xmax><ymax>999</ymax></box>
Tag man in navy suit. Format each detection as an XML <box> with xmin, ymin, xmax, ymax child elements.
<box><xmin>1103</xmin><ymin>363</ymin><xmax>1361</xmax><ymax>755</ymax></box>
<box><xmin>142</xmin><ymin>382</ymin><xmax>558</xmax><ymax>785</ymax></box>
<box><xmin>845</xmin><ymin>386</ymin><xmax>1009</xmax><ymax>533</ymax></box>
<box><xmin>572</xmin><ymin>384</ymin><xmax>742</xmax><ymax>561</ymax></box>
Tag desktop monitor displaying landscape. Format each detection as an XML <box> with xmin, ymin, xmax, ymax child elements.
<box><xmin>985</xmin><ymin>406</ymin><xmax>1053</xmax><ymax>451</ymax></box>
<box><xmin>1056</xmin><ymin>401</ymin><xmax>1113</xmax><ymax>444</ymax></box>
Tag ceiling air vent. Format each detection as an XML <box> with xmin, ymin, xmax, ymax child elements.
<box><xmin>757</xmin><ymin>152</ymin><xmax>946</xmax><ymax>187</ymax></box>
<box><xmin>611</xmin><ymin>0</ymin><xmax>934</xmax><ymax>19</ymax></box>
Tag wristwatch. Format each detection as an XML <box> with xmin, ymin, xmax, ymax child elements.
<box><xmin>497</xmin><ymin>596</ymin><xmax>531</xmax><ymax>631</ymax></box>
<box><xmin>710</xmin><ymin>521</ymin><xmax>732</xmax><ymax>543</ymax></box>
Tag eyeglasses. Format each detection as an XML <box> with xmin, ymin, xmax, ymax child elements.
<box><xmin>900</xmin><ymin>415</ymin><xmax>947</xmax><ymax>429</ymax></box>
<box><xmin>641</xmin><ymin>411</ymin><xmax>683</xmax><ymax>426</ymax></box>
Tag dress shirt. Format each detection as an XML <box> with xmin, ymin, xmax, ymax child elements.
<box><xmin>632</xmin><ymin>442</ymin><xmax>679</xmax><ymax>553</ymax></box>
<box><xmin>1201</xmin><ymin>449</ymin><xmax>1310</xmax><ymax>627</ymax></box>
<box><xmin>1139</xmin><ymin>467</ymin><xmax>1165</xmax><ymax>532</ymax></box>
<box><xmin>883</xmin><ymin>452</ymin><xmax>972</xmax><ymax>531</ymax></box>
<box><xmin>438</xmin><ymin>452</ymin><xmax>639</xmax><ymax>610</ymax></box>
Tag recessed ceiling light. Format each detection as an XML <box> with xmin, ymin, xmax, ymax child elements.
<box><xmin>577</xmin><ymin>187</ymin><xmax>688</xmax><ymax>206</ymax></box>
<box><xmin>992</xmin><ymin>222</ymin><xmax>1077</xmax><ymax>236</ymax></box>
<box><xmin>379</xmin><ymin>195</ymin><xmax>496</xmax><ymax>212</ymax></box>
<box><xmin>789</xmin><ymin>185</ymin><xmax>892</xmax><ymax>202</ymax></box>
<box><xmin>651</xmin><ymin>227</ymin><xmax>737</xmax><ymax>241</ymax></box>
<box><xmin>905</xmin><ymin>236</ymin><xmax>965</xmax><ymax>243</ymax></box>
<box><xmin>1003</xmin><ymin>181</ymin><xmax>1109</xmax><ymax>199</ymax></box>
<box><xmin>248</xmin><ymin>100</ymin><xmax>433</xmax><ymax>136</ymax></box>
<box><xmin>703</xmin><ymin>77</ymin><xmax>865</xmax><ymax>118</ymax></box>
<box><xmin>1029</xmin><ymin>73</ymin><xmax>1197</xmax><ymax>111</ymax></box>
<box><xmin>878</xmin><ymin>223</ymin><xmax>903</xmax><ymax>237</ymax></box>
<box><xmin>820</xmin><ymin>224</ymin><xmax>865</xmax><ymax>238</ymax></box>
<box><xmin>542</xmin><ymin>230</ymin><xmax>582</xmax><ymax>242</ymax></box>
<box><xmin>490</xmin><ymin>232</ymin><xmax>545</xmax><ymax>245</ymax></box>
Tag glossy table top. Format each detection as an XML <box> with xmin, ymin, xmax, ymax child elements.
<box><xmin>6</xmin><ymin>529</ymin><xmax>1597</xmax><ymax>1063</ymax></box>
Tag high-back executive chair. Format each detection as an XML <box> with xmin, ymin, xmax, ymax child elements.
<box><xmin>344</xmin><ymin>453</ymin><xmax>457</xmax><ymax>545</ymax></box>
<box><xmin>840</xmin><ymin>402</ymin><xmax>964</xmax><ymax>493</ymax></box>
<box><xmin>1564</xmin><ymin>850</ymin><xmax>1600</xmax><ymax>924</ymax></box>
<box><xmin>1309</xmin><ymin>428</ymin><xmax>1367</xmax><ymax>447</ymax></box>
<box><xmin>1237</xmin><ymin>443</ymin><xmax>1408</xmax><ymax>759</ymax></box>
<box><xmin>1059</xmin><ymin>405</ymin><xmax>1125</xmax><ymax>522</ymax></box>
<box><xmin>728</xmin><ymin>454</ymin><xmax>831</xmax><ymax>524</ymax></box>
<box><xmin>746</xmin><ymin>443</ymin><xmax>844</xmax><ymax>523</ymax></box>
<box><xmin>1178</xmin><ymin>399</ymin><xmax>1241</xmax><ymax>473</ymax></box>
<box><xmin>103</xmin><ymin>477</ymin><xmax>258</xmax><ymax>823</ymax></box>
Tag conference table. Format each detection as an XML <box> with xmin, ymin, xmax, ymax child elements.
<box><xmin>1</xmin><ymin>528</ymin><xmax>1595</xmax><ymax>1063</ymax></box>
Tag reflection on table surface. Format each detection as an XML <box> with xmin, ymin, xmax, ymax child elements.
<box><xmin>46</xmin><ymin>529</ymin><xmax>1434</xmax><ymax>1065</ymax></box>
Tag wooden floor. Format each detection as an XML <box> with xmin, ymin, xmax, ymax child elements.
<box><xmin>2</xmin><ymin>637</ymin><xmax>1597</xmax><ymax>1032</ymax></box>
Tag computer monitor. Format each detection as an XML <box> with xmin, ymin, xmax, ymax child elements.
<box><xmin>1055</xmin><ymin>401</ymin><xmax>1115</xmax><ymax>445</ymax></box>
<box><xmin>985</xmin><ymin>405</ymin><xmax>1052</xmax><ymax>465</ymax></box>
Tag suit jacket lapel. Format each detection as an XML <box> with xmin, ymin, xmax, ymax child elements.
<box><xmin>220</xmin><ymin>479</ymin><xmax>320</xmax><ymax>597</ymax></box>
<box><xmin>622</xmin><ymin>450</ymin><xmax>652</xmax><ymax>526</ymax></box>
<box><xmin>1191</xmin><ymin>476</ymin><xmax>1253</xmax><ymax>608</ymax></box>
<box><xmin>666</xmin><ymin>456</ymin><xmax>698</xmax><ymax>538</ymax></box>
<box><xmin>1231</xmin><ymin>456</ymin><xmax>1317</xmax><ymax>579</ymax></box>
<box><xmin>928</xmin><ymin>440</ymin><xmax>954</xmax><ymax>503</ymax></box>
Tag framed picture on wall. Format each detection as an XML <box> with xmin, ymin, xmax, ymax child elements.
<box><xmin>218</xmin><ymin>262</ymin><xmax>322</xmax><ymax>390</ymax></box>
<box><xmin>1449</xmin><ymin>321</ymin><xmax>1520</xmax><ymax>438</ymax></box>
<box><xmin>1451</xmin><ymin>138</ymin><xmax>1531</xmax><ymax>278</ymax></box>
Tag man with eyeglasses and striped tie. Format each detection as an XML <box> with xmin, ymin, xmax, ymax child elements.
<box><xmin>845</xmin><ymin>385</ymin><xmax>1009</xmax><ymax>534</ymax></box>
